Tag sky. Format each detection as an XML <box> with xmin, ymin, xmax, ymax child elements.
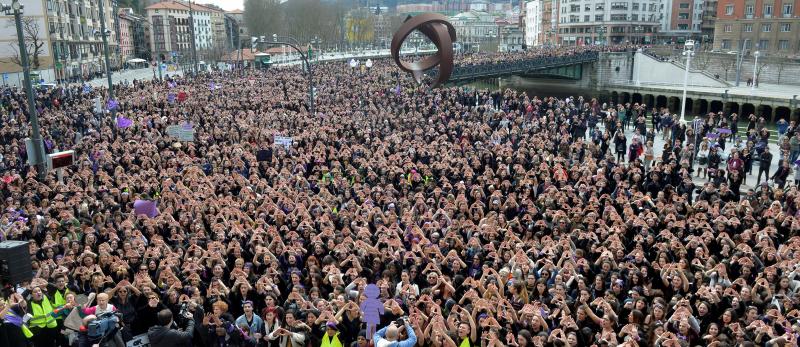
<box><xmin>201</xmin><ymin>0</ymin><xmax>245</xmax><ymax>11</ymax></box>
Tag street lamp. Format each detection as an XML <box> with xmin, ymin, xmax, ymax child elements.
<box><xmin>752</xmin><ymin>50</ymin><xmax>760</xmax><ymax>91</ymax></box>
<box><xmin>735</xmin><ymin>38</ymin><xmax>750</xmax><ymax>86</ymax></box>
<box><xmin>260</xmin><ymin>35</ymin><xmax>315</xmax><ymax>115</ymax></box>
<box><xmin>3</xmin><ymin>0</ymin><xmax>45</xmax><ymax>179</ymax></box>
<box><xmin>679</xmin><ymin>40</ymin><xmax>695</xmax><ymax>124</ymax></box>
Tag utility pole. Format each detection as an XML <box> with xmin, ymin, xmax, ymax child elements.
<box><xmin>188</xmin><ymin>0</ymin><xmax>198</xmax><ymax>75</ymax></box>
<box><xmin>98</xmin><ymin>0</ymin><xmax>114</xmax><ymax>117</ymax></box>
<box><xmin>4</xmin><ymin>0</ymin><xmax>46</xmax><ymax>179</ymax></box>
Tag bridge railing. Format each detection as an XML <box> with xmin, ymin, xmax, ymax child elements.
<box><xmin>438</xmin><ymin>51</ymin><xmax>600</xmax><ymax>81</ymax></box>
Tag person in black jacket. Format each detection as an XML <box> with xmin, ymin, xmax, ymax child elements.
<box><xmin>771</xmin><ymin>160</ymin><xmax>792</xmax><ymax>188</ymax></box>
<box><xmin>757</xmin><ymin>147</ymin><xmax>773</xmax><ymax>185</ymax></box>
<box><xmin>148</xmin><ymin>309</ymin><xmax>195</xmax><ymax>347</ymax></box>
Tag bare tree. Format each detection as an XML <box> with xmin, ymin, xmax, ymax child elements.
<box><xmin>692</xmin><ymin>52</ymin><xmax>713</xmax><ymax>70</ymax></box>
<box><xmin>4</xmin><ymin>16</ymin><xmax>46</xmax><ymax>70</ymax></box>
<box><xmin>720</xmin><ymin>58</ymin><xmax>737</xmax><ymax>81</ymax></box>
<box><xmin>773</xmin><ymin>58</ymin><xmax>788</xmax><ymax>84</ymax></box>
<box><xmin>755</xmin><ymin>59</ymin><xmax>769</xmax><ymax>86</ymax></box>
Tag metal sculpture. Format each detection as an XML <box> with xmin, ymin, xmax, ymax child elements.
<box><xmin>390</xmin><ymin>13</ymin><xmax>456</xmax><ymax>88</ymax></box>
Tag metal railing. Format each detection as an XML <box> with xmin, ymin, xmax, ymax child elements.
<box><xmin>438</xmin><ymin>51</ymin><xmax>599</xmax><ymax>81</ymax></box>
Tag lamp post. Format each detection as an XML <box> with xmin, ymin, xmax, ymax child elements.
<box><xmin>752</xmin><ymin>50</ymin><xmax>760</xmax><ymax>91</ymax></box>
<box><xmin>268</xmin><ymin>34</ymin><xmax>315</xmax><ymax>115</ymax></box>
<box><xmin>96</xmin><ymin>0</ymin><xmax>114</xmax><ymax>117</ymax></box>
<box><xmin>3</xmin><ymin>1</ymin><xmax>45</xmax><ymax>179</ymax></box>
<box><xmin>679</xmin><ymin>39</ymin><xmax>695</xmax><ymax>124</ymax></box>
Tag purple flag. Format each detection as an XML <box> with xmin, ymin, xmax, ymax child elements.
<box><xmin>706</xmin><ymin>133</ymin><xmax>719</xmax><ymax>139</ymax></box>
<box><xmin>395</xmin><ymin>83</ymin><xmax>401</xmax><ymax>96</ymax></box>
<box><xmin>107</xmin><ymin>99</ymin><xmax>119</xmax><ymax>111</ymax></box>
<box><xmin>794</xmin><ymin>159</ymin><xmax>800</xmax><ymax>165</ymax></box>
<box><xmin>715</xmin><ymin>128</ymin><xmax>732</xmax><ymax>134</ymax></box>
<box><xmin>116</xmin><ymin>116</ymin><xmax>133</xmax><ymax>128</ymax></box>
<box><xmin>133</xmin><ymin>200</ymin><xmax>159</xmax><ymax>218</ymax></box>
<box><xmin>210</xmin><ymin>82</ymin><xmax>216</xmax><ymax>90</ymax></box>
<box><xmin>168</xmin><ymin>81</ymin><xmax>176</xmax><ymax>88</ymax></box>
<box><xmin>167</xmin><ymin>93</ymin><xmax>176</xmax><ymax>103</ymax></box>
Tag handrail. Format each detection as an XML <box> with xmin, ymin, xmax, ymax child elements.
<box><xmin>439</xmin><ymin>52</ymin><xmax>600</xmax><ymax>81</ymax></box>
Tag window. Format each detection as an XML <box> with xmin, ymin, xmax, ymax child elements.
<box><xmin>763</xmin><ymin>23</ymin><xmax>772</xmax><ymax>32</ymax></box>
<box><xmin>595</xmin><ymin>14</ymin><xmax>604</xmax><ymax>20</ymax></box>
<box><xmin>744</xmin><ymin>24</ymin><xmax>753</xmax><ymax>32</ymax></box>
<box><xmin>724</xmin><ymin>24</ymin><xmax>732</xmax><ymax>32</ymax></box>
<box><xmin>596</xmin><ymin>3</ymin><xmax>604</xmax><ymax>10</ymax></box>
<box><xmin>764</xmin><ymin>4</ymin><xmax>773</xmax><ymax>17</ymax></box>
<box><xmin>632</xmin><ymin>3</ymin><xmax>639</xmax><ymax>10</ymax></box>
<box><xmin>611</xmin><ymin>2</ymin><xmax>628</xmax><ymax>10</ymax></box>
<box><xmin>584</xmin><ymin>15</ymin><xmax>590</xmax><ymax>21</ymax></box>
<box><xmin>722</xmin><ymin>39</ymin><xmax>731</xmax><ymax>49</ymax></box>
<box><xmin>679</xmin><ymin>3</ymin><xmax>690</xmax><ymax>8</ymax></box>
<box><xmin>725</xmin><ymin>4</ymin><xmax>734</xmax><ymax>15</ymax></box>
<box><xmin>782</xmin><ymin>23</ymin><xmax>791</xmax><ymax>31</ymax></box>
<box><xmin>783</xmin><ymin>4</ymin><xmax>793</xmax><ymax>17</ymax></box>
<box><xmin>779</xmin><ymin>40</ymin><xmax>790</xmax><ymax>50</ymax></box>
<box><xmin>610</xmin><ymin>14</ymin><xmax>627</xmax><ymax>20</ymax></box>
<box><xmin>745</xmin><ymin>4</ymin><xmax>754</xmax><ymax>16</ymax></box>
<box><xmin>632</xmin><ymin>14</ymin><xmax>638</xmax><ymax>20</ymax></box>
<box><xmin>744</xmin><ymin>40</ymin><xmax>752</xmax><ymax>49</ymax></box>
<box><xmin>678</xmin><ymin>23</ymin><xmax>689</xmax><ymax>29</ymax></box>
<box><xmin>679</xmin><ymin>13</ymin><xmax>690</xmax><ymax>19</ymax></box>
<box><xmin>758</xmin><ymin>39</ymin><xmax>769</xmax><ymax>49</ymax></box>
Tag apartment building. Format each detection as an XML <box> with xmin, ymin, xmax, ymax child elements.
<box><xmin>713</xmin><ymin>0</ymin><xmax>800</xmax><ymax>55</ymax></box>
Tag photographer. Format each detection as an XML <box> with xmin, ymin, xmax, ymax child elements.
<box><xmin>373</xmin><ymin>318</ymin><xmax>416</xmax><ymax>347</ymax></box>
<box><xmin>147</xmin><ymin>307</ymin><xmax>196</xmax><ymax>347</ymax></box>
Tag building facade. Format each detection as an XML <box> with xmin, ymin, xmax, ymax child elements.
<box><xmin>702</xmin><ymin>0</ymin><xmax>718</xmax><ymax>40</ymax></box>
<box><xmin>451</xmin><ymin>11</ymin><xmax>499</xmax><ymax>52</ymax></box>
<box><xmin>499</xmin><ymin>24</ymin><xmax>525</xmax><ymax>51</ymax></box>
<box><xmin>118</xmin><ymin>8</ymin><xmax>133</xmax><ymax>62</ymax></box>
<box><xmin>713</xmin><ymin>0</ymin><xmax>800</xmax><ymax>55</ymax></box>
<box><xmin>46</xmin><ymin>0</ymin><xmax>119</xmax><ymax>81</ymax></box>
<box><xmin>146</xmin><ymin>1</ymin><xmax>218</xmax><ymax>63</ymax></box>
<box><xmin>659</xmin><ymin>0</ymin><xmax>705</xmax><ymax>42</ymax></box>
<box><xmin>557</xmin><ymin>0</ymin><xmax>661</xmax><ymax>45</ymax></box>
<box><xmin>525</xmin><ymin>0</ymin><xmax>541</xmax><ymax>46</ymax></box>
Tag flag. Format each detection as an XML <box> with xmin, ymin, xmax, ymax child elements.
<box><xmin>107</xmin><ymin>99</ymin><xmax>119</xmax><ymax>111</ymax></box>
<box><xmin>116</xmin><ymin>116</ymin><xmax>133</xmax><ymax>128</ymax></box>
<box><xmin>715</xmin><ymin>128</ymin><xmax>732</xmax><ymax>134</ymax></box>
<box><xmin>395</xmin><ymin>83</ymin><xmax>401</xmax><ymax>96</ymax></box>
<box><xmin>82</xmin><ymin>85</ymin><xmax>92</xmax><ymax>94</ymax></box>
<box><xmin>168</xmin><ymin>81</ymin><xmax>176</xmax><ymax>88</ymax></box>
<box><xmin>133</xmin><ymin>200</ymin><xmax>159</xmax><ymax>218</ymax></box>
<box><xmin>209</xmin><ymin>82</ymin><xmax>216</xmax><ymax>90</ymax></box>
<box><xmin>167</xmin><ymin>93</ymin><xmax>176</xmax><ymax>103</ymax></box>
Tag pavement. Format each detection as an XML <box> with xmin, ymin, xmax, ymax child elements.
<box><xmin>619</xmin><ymin>119</ymin><xmax>785</xmax><ymax>192</ymax></box>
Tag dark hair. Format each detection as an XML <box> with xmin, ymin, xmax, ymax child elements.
<box><xmin>157</xmin><ymin>309</ymin><xmax>173</xmax><ymax>326</ymax></box>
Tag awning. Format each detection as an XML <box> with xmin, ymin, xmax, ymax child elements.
<box><xmin>126</xmin><ymin>58</ymin><xmax>147</xmax><ymax>63</ymax></box>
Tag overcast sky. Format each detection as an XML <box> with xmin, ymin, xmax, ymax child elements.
<box><xmin>201</xmin><ymin>0</ymin><xmax>245</xmax><ymax>11</ymax></box>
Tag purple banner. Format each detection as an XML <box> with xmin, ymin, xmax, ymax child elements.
<box><xmin>116</xmin><ymin>116</ymin><xmax>133</xmax><ymax>128</ymax></box>
<box><xmin>133</xmin><ymin>200</ymin><xmax>159</xmax><ymax>218</ymax></box>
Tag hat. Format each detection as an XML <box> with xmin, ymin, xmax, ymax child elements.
<box><xmin>326</xmin><ymin>321</ymin><xmax>338</xmax><ymax>331</ymax></box>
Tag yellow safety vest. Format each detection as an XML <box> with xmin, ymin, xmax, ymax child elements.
<box><xmin>320</xmin><ymin>332</ymin><xmax>343</xmax><ymax>347</ymax></box>
<box><xmin>29</xmin><ymin>297</ymin><xmax>58</xmax><ymax>329</ymax></box>
<box><xmin>53</xmin><ymin>288</ymin><xmax>70</xmax><ymax>307</ymax></box>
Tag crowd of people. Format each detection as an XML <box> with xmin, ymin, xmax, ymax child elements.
<box><xmin>0</xmin><ymin>45</ymin><xmax>798</xmax><ymax>347</ymax></box>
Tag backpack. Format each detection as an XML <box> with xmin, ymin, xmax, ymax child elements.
<box><xmin>87</xmin><ymin>312</ymin><xmax>119</xmax><ymax>340</ymax></box>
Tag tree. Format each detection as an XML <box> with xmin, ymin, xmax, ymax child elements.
<box><xmin>244</xmin><ymin>0</ymin><xmax>284</xmax><ymax>39</ymax></box>
<box><xmin>4</xmin><ymin>16</ymin><xmax>46</xmax><ymax>70</ymax></box>
<box><xmin>773</xmin><ymin>58</ymin><xmax>788</xmax><ymax>84</ymax></box>
<box><xmin>720</xmin><ymin>58</ymin><xmax>737</xmax><ymax>81</ymax></box>
<box><xmin>755</xmin><ymin>59</ymin><xmax>769</xmax><ymax>86</ymax></box>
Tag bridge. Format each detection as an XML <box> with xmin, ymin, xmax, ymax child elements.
<box><xmin>440</xmin><ymin>52</ymin><xmax>600</xmax><ymax>83</ymax></box>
